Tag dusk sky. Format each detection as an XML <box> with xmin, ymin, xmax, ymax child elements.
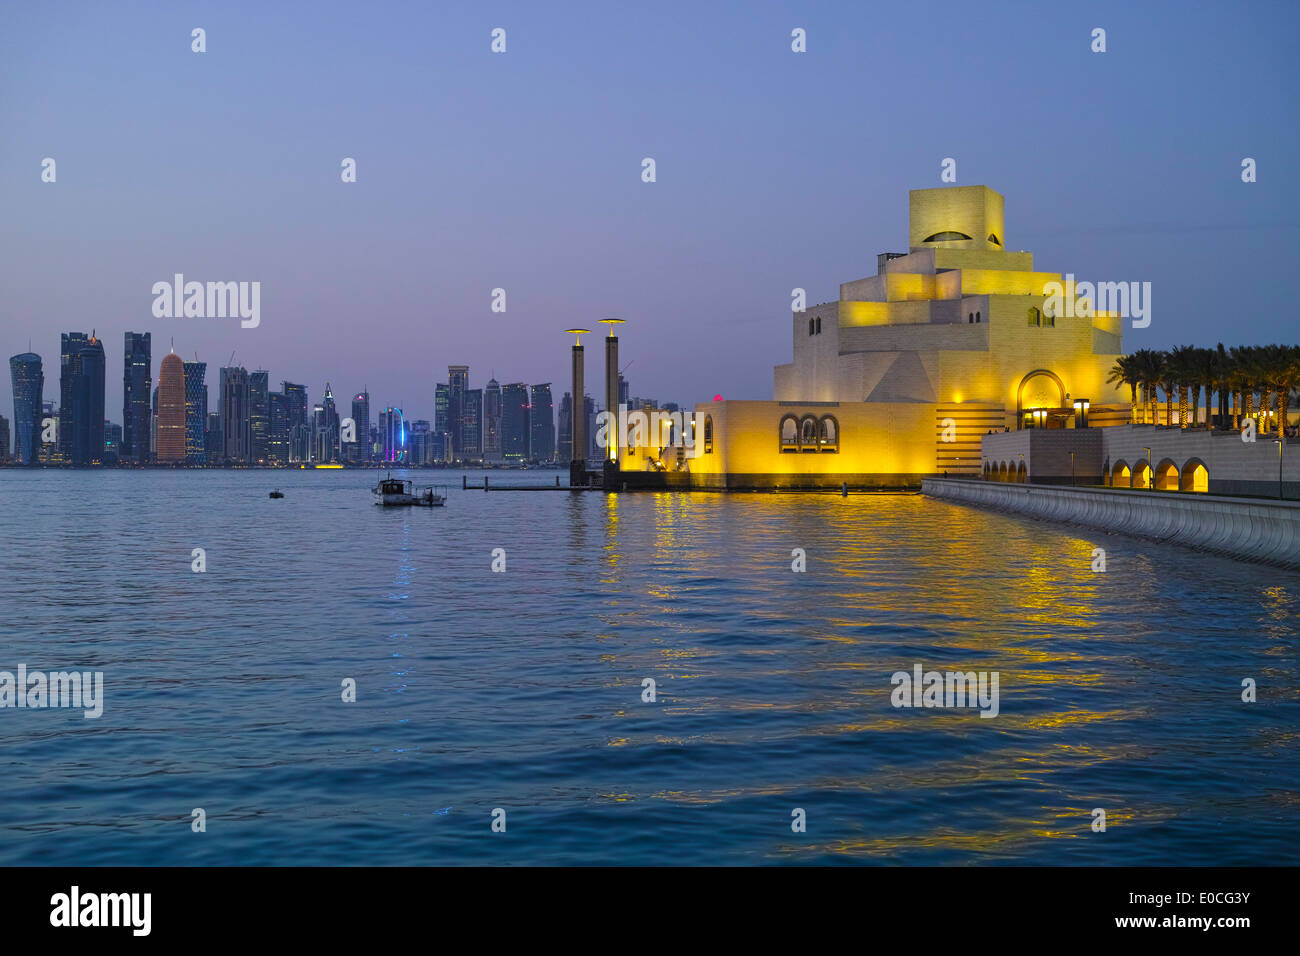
<box><xmin>3</xmin><ymin>0</ymin><xmax>1297</xmax><ymax>426</ymax></box>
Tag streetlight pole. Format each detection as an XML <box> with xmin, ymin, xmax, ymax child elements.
<box><xmin>1143</xmin><ymin>446</ymin><xmax>1152</xmax><ymax>490</ymax></box>
<box><xmin>1070</xmin><ymin>450</ymin><xmax>1075</xmax><ymax>487</ymax></box>
<box><xmin>1276</xmin><ymin>439</ymin><xmax>1284</xmax><ymax>500</ymax></box>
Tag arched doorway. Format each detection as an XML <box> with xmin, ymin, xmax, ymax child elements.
<box><xmin>1133</xmin><ymin>461</ymin><xmax>1152</xmax><ymax>490</ymax></box>
<box><xmin>1180</xmin><ymin>460</ymin><xmax>1209</xmax><ymax>493</ymax></box>
<box><xmin>1016</xmin><ymin>370</ymin><xmax>1067</xmax><ymax>428</ymax></box>
<box><xmin>1155</xmin><ymin>460</ymin><xmax>1179</xmax><ymax>491</ymax></box>
<box><xmin>1016</xmin><ymin>461</ymin><xmax>1027</xmax><ymax>483</ymax></box>
<box><xmin>1112</xmin><ymin>461</ymin><xmax>1131</xmax><ymax>488</ymax></box>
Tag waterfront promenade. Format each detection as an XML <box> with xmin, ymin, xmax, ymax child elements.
<box><xmin>922</xmin><ymin>477</ymin><xmax>1300</xmax><ymax>570</ymax></box>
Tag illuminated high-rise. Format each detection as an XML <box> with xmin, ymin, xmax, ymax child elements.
<box><xmin>249</xmin><ymin>371</ymin><xmax>269</xmax><ymax>464</ymax></box>
<box><xmin>501</xmin><ymin>383</ymin><xmax>529</xmax><ymax>462</ymax></box>
<box><xmin>156</xmin><ymin>352</ymin><xmax>186</xmax><ymax>463</ymax></box>
<box><xmin>8</xmin><ymin>352</ymin><xmax>43</xmax><ymax>465</ymax></box>
<box><xmin>530</xmin><ymin>383</ymin><xmax>554</xmax><ymax>463</ymax></box>
<box><xmin>380</xmin><ymin>406</ymin><xmax>405</xmax><ymax>463</ymax></box>
<box><xmin>182</xmin><ymin>360</ymin><xmax>207</xmax><ymax>465</ymax></box>
<box><xmin>483</xmin><ymin>378</ymin><xmax>502</xmax><ymax>463</ymax></box>
<box><xmin>282</xmin><ymin>381</ymin><xmax>308</xmax><ymax>463</ymax></box>
<box><xmin>62</xmin><ymin>333</ymin><xmax>105</xmax><ymax>465</ymax></box>
<box><xmin>122</xmin><ymin>332</ymin><xmax>152</xmax><ymax>464</ymax></box>
<box><xmin>220</xmin><ymin>366</ymin><xmax>251</xmax><ymax>464</ymax></box>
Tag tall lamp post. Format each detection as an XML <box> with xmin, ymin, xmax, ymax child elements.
<box><xmin>599</xmin><ymin>318</ymin><xmax>624</xmax><ymax>488</ymax></box>
<box><xmin>1143</xmin><ymin>446</ymin><xmax>1152</xmax><ymax>490</ymax></box>
<box><xmin>566</xmin><ymin>328</ymin><xmax>590</xmax><ymax>487</ymax></box>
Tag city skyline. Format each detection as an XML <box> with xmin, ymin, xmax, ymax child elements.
<box><xmin>2</xmin><ymin>331</ymin><xmax>649</xmax><ymax>465</ymax></box>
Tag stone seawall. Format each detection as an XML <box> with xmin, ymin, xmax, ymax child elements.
<box><xmin>921</xmin><ymin>479</ymin><xmax>1300</xmax><ymax>570</ymax></box>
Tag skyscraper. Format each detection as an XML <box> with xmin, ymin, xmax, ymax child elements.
<box><xmin>462</xmin><ymin>387</ymin><xmax>482</xmax><ymax>462</ymax></box>
<box><xmin>183</xmin><ymin>360</ymin><xmax>207</xmax><ymax>465</ymax></box>
<box><xmin>434</xmin><ymin>382</ymin><xmax>450</xmax><ymax>434</ymax></box>
<box><xmin>103</xmin><ymin>421</ymin><xmax>121</xmax><ymax>464</ymax></box>
<box><xmin>205</xmin><ymin>411</ymin><xmax>223</xmax><ymax>461</ymax></box>
<box><xmin>530</xmin><ymin>383</ymin><xmax>554</xmax><ymax>463</ymax></box>
<box><xmin>282</xmin><ymin>382</ymin><xmax>308</xmax><ymax>463</ymax></box>
<box><xmin>557</xmin><ymin>391</ymin><xmax>573</xmax><ymax>463</ymax></box>
<box><xmin>380</xmin><ymin>406</ymin><xmax>405</xmax><ymax>463</ymax></box>
<box><xmin>58</xmin><ymin>332</ymin><xmax>88</xmax><ymax>463</ymax></box>
<box><xmin>501</xmin><ymin>383</ymin><xmax>530</xmax><ymax>462</ymax></box>
<box><xmin>122</xmin><ymin>332</ymin><xmax>152</xmax><ymax>464</ymax></box>
<box><xmin>156</xmin><ymin>352</ymin><xmax>186</xmax><ymax>463</ymax></box>
<box><xmin>409</xmin><ymin>419</ymin><xmax>430</xmax><ymax>465</ymax></box>
<box><xmin>448</xmin><ymin>364</ymin><xmax>468</xmax><ymax>459</ymax></box>
<box><xmin>219</xmin><ymin>366</ymin><xmax>251</xmax><ymax>464</ymax></box>
<box><xmin>483</xmin><ymin>378</ymin><xmax>503</xmax><ymax>463</ymax></box>
<box><xmin>63</xmin><ymin>333</ymin><xmax>105</xmax><ymax>465</ymax></box>
<box><xmin>350</xmin><ymin>391</ymin><xmax>370</xmax><ymax>463</ymax></box>
<box><xmin>268</xmin><ymin>391</ymin><xmax>289</xmax><ymax>465</ymax></box>
<box><xmin>249</xmin><ymin>371</ymin><xmax>270</xmax><ymax>464</ymax></box>
<box><xmin>311</xmin><ymin>383</ymin><xmax>340</xmax><ymax>463</ymax></box>
<box><xmin>39</xmin><ymin>401</ymin><xmax>59</xmax><ymax>464</ymax></box>
<box><xmin>8</xmin><ymin>352</ymin><xmax>43</xmax><ymax>465</ymax></box>
<box><xmin>584</xmin><ymin>394</ymin><xmax>597</xmax><ymax>460</ymax></box>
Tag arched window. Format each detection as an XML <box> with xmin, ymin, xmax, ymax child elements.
<box><xmin>968</xmin><ymin>312</ymin><xmax>974</xmax><ymax>323</ymax></box>
<box><xmin>1028</xmin><ymin>307</ymin><xmax>1042</xmax><ymax>327</ymax></box>
<box><xmin>799</xmin><ymin>416</ymin><xmax>818</xmax><ymax>451</ymax></box>
<box><xmin>703</xmin><ymin>415</ymin><xmax>713</xmax><ymax>454</ymax></box>
<box><xmin>815</xmin><ymin>316</ymin><xmax>822</xmax><ymax>333</ymax></box>
<box><xmin>922</xmin><ymin>231</ymin><xmax>973</xmax><ymax>242</ymax></box>
<box><xmin>818</xmin><ymin>415</ymin><xmax>838</xmax><ymax>452</ymax></box>
<box><xmin>779</xmin><ymin>415</ymin><xmax>799</xmax><ymax>452</ymax></box>
<box><xmin>808</xmin><ymin>317</ymin><xmax>815</xmax><ymax>336</ymax></box>
<box><xmin>976</xmin><ymin>311</ymin><xmax>981</xmax><ymax>323</ymax></box>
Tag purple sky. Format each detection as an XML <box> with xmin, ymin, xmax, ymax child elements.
<box><xmin>3</xmin><ymin>0</ymin><xmax>1297</xmax><ymax>426</ymax></box>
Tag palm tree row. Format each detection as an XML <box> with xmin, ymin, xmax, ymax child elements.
<box><xmin>1107</xmin><ymin>344</ymin><xmax>1300</xmax><ymax>439</ymax></box>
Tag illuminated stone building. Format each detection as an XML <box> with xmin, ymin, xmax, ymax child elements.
<box><xmin>674</xmin><ymin>185</ymin><xmax>1129</xmax><ymax>488</ymax></box>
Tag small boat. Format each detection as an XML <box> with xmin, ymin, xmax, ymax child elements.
<box><xmin>373</xmin><ymin>474</ymin><xmax>447</xmax><ymax>507</ymax></box>
<box><xmin>269</xmin><ymin>490</ymin><xmax>285</xmax><ymax>499</ymax></box>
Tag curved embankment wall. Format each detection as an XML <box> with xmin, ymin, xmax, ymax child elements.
<box><xmin>921</xmin><ymin>479</ymin><xmax>1300</xmax><ymax>571</ymax></box>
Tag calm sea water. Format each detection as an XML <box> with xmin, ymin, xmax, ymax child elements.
<box><xmin>1</xmin><ymin>468</ymin><xmax>1297</xmax><ymax>866</ymax></box>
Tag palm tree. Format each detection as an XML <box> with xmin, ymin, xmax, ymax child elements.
<box><xmin>1169</xmin><ymin>345</ymin><xmax>1196</xmax><ymax>428</ymax></box>
<box><xmin>1267</xmin><ymin>344</ymin><xmax>1300</xmax><ymax>440</ymax></box>
<box><xmin>1192</xmin><ymin>345</ymin><xmax>1219</xmax><ymax>429</ymax></box>
<box><xmin>1231</xmin><ymin>345</ymin><xmax>1258</xmax><ymax>428</ymax></box>
<box><xmin>1131</xmin><ymin>349</ymin><xmax>1165</xmax><ymax>425</ymax></box>
<box><xmin>1107</xmin><ymin>355</ymin><xmax>1141</xmax><ymax>424</ymax></box>
<box><xmin>1159</xmin><ymin>351</ymin><xmax>1179</xmax><ymax>428</ymax></box>
<box><xmin>1215</xmin><ymin>342</ymin><xmax>1230</xmax><ymax>429</ymax></box>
